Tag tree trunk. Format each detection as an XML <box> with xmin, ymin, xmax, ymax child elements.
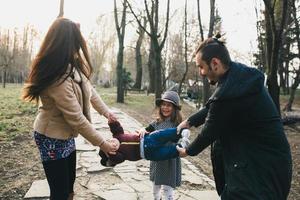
<box><xmin>116</xmin><ymin>46</ymin><xmax>124</xmax><ymax>103</ymax></box>
<box><xmin>201</xmin><ymin>0</ymin><xmax>215</xmax><ymax>106</ymax></box>
<box><xmin>58</xmin><ymin>0</ymin><xmax>64</xmax><ymax>18</ymax></box>
<box><xmin>178</xmin><ymin>0</ymin><xmax>188</xmax><ymax>96</ymax></box>
<box><xmin>284</xmin><ymin>72</ymin><xmax>300</xmax><ymax>111</ymax></box>
<box><xmin>2</xmin><ymin>68</ymin><xmax>7</xmax><ymax>88</ymax></box>
<box><xmin>153</xmin><ymin>40</ymin><xmax>162</xmax><ymax>98</ymax></box>
<box><xmin>133</xmin><ymin>18</ymin><xmax>146</xmax><ymax>89</ymax></box>
<box><xmin>133</xmin><ymin>43</ymin><xmax>143</xmax><ymax>89</ymax></box>
<box><xmin>114</xmin><ymin>0</ymin><xmax>127</xmax><ymax>103</ymax></box>
<box><xmin>284</xmin><ymin>0</ymin><xmax>300</xmax><ymax>111</ymax></box>
<box><xmin>263</xmin><ymin>0</ymin><xmax>288</xmax><ymax>114</ymax></box>
<box><xmin>148</xmin><ymin>41</ymin><xmax>155</xmax><ymax>93</ymax></box>
<box><xmin>267</xmin><ymin>31</ymin><xmax>281</xmax><ymax>112</ymax></box>
<box><xmin>197</xmin><ymin>0</ymin><xmax>204</xmax><ymax>41</ymax></box>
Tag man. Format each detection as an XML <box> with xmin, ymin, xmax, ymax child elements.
<box><xmin>176</xmin><ymin>36</ymin><xmax>292</xmax><ymax>199</ymax></box>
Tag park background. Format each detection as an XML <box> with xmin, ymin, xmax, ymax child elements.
<box><xmin>0</xmin><ymin>0</ymin><xmax>299</xmax><ymax>199</ymax></box>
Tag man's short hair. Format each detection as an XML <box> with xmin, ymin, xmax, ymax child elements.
<box><xmin>193</xmin><ymin>36</ymin><xmax>231</xmax><ymax>66</ymax></box>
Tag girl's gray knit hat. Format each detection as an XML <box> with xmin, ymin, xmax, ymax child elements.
<box><xmin>155</xmin><ymin>90</ymin><xmax>181</xmax><ymax>109</ymax></box>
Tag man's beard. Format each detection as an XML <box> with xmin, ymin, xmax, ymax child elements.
<box><xmin>207</xmin><ymin>65</ymin><xmax>217</xmax><ymax>85</ymax></box>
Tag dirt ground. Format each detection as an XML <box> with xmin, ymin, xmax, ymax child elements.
<box><xmin>0</xmin><ymin>102</ymin><xmax>299</xmax><ymax>200</ymax></box>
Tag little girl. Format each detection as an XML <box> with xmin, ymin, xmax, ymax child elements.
<box><xmin>145</xmin><ymin>90</ymin><xmax>183</xmax><ymax>200</ymax></box>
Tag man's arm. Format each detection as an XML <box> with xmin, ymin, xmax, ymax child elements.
<box><xmin>186</xmin><ymin>100</ymin><xmax>233</xmax><ymax>156</ymax></box>
<box><xmin>187</xmin><ymin>106</ymin><xmax>209</xmax><ymax>127</ymax></box>
<box><xmin>177</xmin><ymin>106</ymin><xmax>209</xmax><ymax>133</ymax></box>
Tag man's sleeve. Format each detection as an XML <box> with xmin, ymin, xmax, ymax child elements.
<box><xmin>186</xmin><ymin>100</ymin><xmax>233</xmax><ymax>156</ymax></box>
<box><xmin>145</xmin><ymin>124</ymin><xmax>155</xmax><ymax>132</ymax></box>
<box><xmin>187</xmin><ymin>106</ymin><xmax>209</xmax><ymax>127</ymax></box>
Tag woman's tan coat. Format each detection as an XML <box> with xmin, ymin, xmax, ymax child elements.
<box><xmin>33</xmin><ymin>70</ymin><xmax>109</xmax><ymax>146</ymax></box>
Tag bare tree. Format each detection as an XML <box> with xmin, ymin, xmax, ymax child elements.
<box><xmin>127</xmin><ymin>0</ymin><xmax>170</xmax><ymax>98</ymax></box>
<box><xmin>284</xmin><ymin>0</ymin><xmax>300</xmax><ymax>111</ymax></box>
<box><xmin>263</xmin><ymin>0</ymin><xmax>288</xmax><ymax>113</ymax></box>
<box><xmin>0</xmin><ymin>30</ymin><xmax>14</xmax><ymax>88</ymax></box>
<box><xmin>89</xmin><ymin>14</ymin><xmax>116</xmax><ymax>86</ymax></box>
<box><xmin>114</xmin><ymin>0</ymin><xmax>127</xmax><ymax>103</ymax></box>
<box><xmin>0</xmin><ymin>26</ymin><xmax>36</xmax><ymax>86</ymax></box>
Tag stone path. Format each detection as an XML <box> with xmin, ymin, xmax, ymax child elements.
<box><xmin>24</xmin><ymin>108</ymin><xmax>219</xmax><ymax>200</ymax></box>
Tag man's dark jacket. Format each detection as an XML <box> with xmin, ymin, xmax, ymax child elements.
<box><xmin>186</xmin><ymin>62</ymin><xmax>292</xmax><ymax>199</ymax></box>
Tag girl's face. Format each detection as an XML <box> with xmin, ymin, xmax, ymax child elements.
<box><xmin>160</xmin><ymin>101</ymin><xmax>174</xmax><ymax>118</ymax></box>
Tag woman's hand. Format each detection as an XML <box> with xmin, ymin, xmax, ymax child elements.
<box><xmin>107</xmin><ymin>112</ymin><xmax>117</xmax><ymax>122</ymax></box>
<box><xmin>100</xmin><ymin>141</ymin><xmax>118</xmax><ymax>155</ymax></box>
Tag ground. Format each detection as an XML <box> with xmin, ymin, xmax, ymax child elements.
<box><xmin>0</xmin><ymin>86</ymin><xmax>299</xmax><ymax>199</ymax></box>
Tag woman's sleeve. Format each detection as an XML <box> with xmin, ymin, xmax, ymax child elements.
<box><xmin>90</xmin><ymin>86</ymin><xmax>110</xmax><ymax>118</ymax></box>
<box><xmin>48</xmin><ymin>79</ymin><xmax>104</xmax><ymax>146</ymax></box>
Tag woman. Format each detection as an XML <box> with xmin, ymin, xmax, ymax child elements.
<box><xmin>22</xmin><ymin>18</ymin><xmax>117</xmax><ymax>200</ymax></box>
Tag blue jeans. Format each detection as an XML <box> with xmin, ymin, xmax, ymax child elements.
<box><xmin>143</xmin><ymin>128</ymin><xmax>180</xmax><ymax>161</ymax></box>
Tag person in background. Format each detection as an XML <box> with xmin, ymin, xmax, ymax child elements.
<box><xmin>22</xmin><ymin>18</ymin><xmax>118</xmax><ymax>200</ymax></box>
<box><xmin>141</xmin><ymin>90</ymin><xmax>183</xmax><ymax>200</ymax></box>
<box><xmin>176</xmin><ymin>35</ymin><xmax>292</xmax><ymax>199</ymax></box>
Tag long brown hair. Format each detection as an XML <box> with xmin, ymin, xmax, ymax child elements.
<box><xmin>22</xmin><ymin>18</ymin><xmax>93</xmax><ymax>102</ymax></box>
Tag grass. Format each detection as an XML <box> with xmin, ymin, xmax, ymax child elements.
<box><xmin>0</xmin><ymin>84</ymin><xmax>37</xmax><ymax>141</ymax></box>
<box><xmin>0</xmin><ymin>84</ymin><xmax>156</xmax><ymax>141</ymax></box>
<box><xmin>96</xmin><ymin>87</ymin><xmax>155</xmax><ymax>107</ymax></box>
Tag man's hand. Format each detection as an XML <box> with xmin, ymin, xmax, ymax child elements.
<box><xmin>176</xmin><ymin>145</ymin><xmax>188</xmax><ymax>157</ymax></box>
<box><xmin>177</xmin><ymin>120</ymin><xmax>190</xmax><ymax>134</ymax></box>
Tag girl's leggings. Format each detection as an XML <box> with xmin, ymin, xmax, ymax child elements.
<box><xmin>153</xmin><ymin>183</ymin><xmax>174</xmax><ymax>200</ymax></box>
<box><xmin>42</xmin><ymin>151</ymin><xmax>76</xmax><ymax>200</ymax></box>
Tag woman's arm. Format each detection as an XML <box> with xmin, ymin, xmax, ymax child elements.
<box><xmin>90</xmin><ymin>86</ymin><xmax>117</xmax><ymax>121</ymax></box>
<box><xmin>47</xmin><ymin>78</ymin><xmax>117</xmax><ymax>154</ymax></box>
<box><xmin>48</xmin><ymin>78</ymin><xmax>105</xmax><ymax>146</ymax></box>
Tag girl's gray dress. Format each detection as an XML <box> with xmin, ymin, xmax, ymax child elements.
<box><xmin>149</xmin><ymin>119</ymin><xmax>181</xmax><ymax>188</ymax></box>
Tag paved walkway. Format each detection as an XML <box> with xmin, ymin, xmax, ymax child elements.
<box><xmin>24</xmin><ymin>108</ymin><xmax>218</xmax><ymax>200</ymax></box>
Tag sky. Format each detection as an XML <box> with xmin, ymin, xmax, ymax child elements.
<box><xmin>0</xmin><ymin>0</ymin><xmax>262</xmax><ymax>64</ymax></box>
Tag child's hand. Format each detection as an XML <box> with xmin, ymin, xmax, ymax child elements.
<box><xmin>176</xmin><ymin>145</ymin><xmax>188</xmax><ymax>157</ymax></box>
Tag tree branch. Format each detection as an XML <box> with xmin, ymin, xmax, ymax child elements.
<box><xmin>126</xmin><ymin>0</ymin><xmax>151</xmax><ymax>36</ymax></box>
<box><xmin>159</xmin><ymin>0</ymin><xmax>170</xmax><ymax>50</ymax></box>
